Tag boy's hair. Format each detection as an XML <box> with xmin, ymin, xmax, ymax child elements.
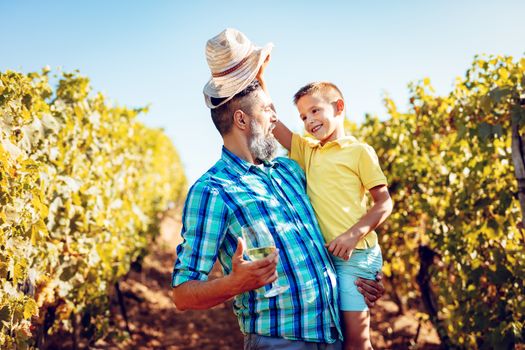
<box><xmin>210</xmin><ymin>79</ymin><xmax>261</xmax><ymax>136</ymax></box>
<box><xmin>293</xmin><ymin>82</ymin><xmax>344</xmax><ymax>105</ymax></box>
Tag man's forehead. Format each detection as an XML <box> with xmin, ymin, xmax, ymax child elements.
<box><xmin>254</xmin><ymin>89</ymin><xmax>272</xmax><ymax>106</ymax></box>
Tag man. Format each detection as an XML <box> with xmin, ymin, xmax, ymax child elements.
<box><xmin>172</xmin><ymin>28</ymin><xmax>384</xmax><ymax>350</ymax></box>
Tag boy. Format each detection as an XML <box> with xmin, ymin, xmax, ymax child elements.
<box><xmin>258</xmin><ymin>62</ymin><xmax>393</xmax><ymax>350</ymax></box>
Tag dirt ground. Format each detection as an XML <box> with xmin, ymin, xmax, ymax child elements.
<box><xmin>50</xmin><ymin>215</ymin><xmax>442</xmax><ymax>349</ymax></box>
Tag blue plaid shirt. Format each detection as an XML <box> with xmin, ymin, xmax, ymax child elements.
<box><xmin>172</xmin><ymin>147</ymin><xmax>342</xmax><ymax>343</ymax></box>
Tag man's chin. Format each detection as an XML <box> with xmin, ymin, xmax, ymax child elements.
<box><xmin>259</xmin><ymin>145</ymin><xmax>278</xmax><ymax>162</ymax></box>
<box><xmin>248</xmin><ymin>130</ymin><xmax>278</xmax><ymax>162</ymax></box>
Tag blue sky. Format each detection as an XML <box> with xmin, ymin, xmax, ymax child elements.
<box><xmin>1</xmin><ymin>1</ymin><xmax>524</xmax><ymax>184</ymax></box>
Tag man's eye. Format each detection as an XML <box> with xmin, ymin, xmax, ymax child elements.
<box><xmin>312</xmin><ymin>109</ymin><xmax>318</xmax><ymax>113</ymax></box>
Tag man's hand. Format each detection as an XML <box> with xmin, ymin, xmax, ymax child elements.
<box><xmin>172</xmin><ymin>238</ymin><xmax>278</xmax><ymax>311</ymax></box>
<box><xmin>326</xmin><ymin>232</ymin><xmax>359</xmax><ymax>260</ymax></box>
<box><xmin>356</xmin><ymin>272</ymin><xmax>385</xmax><ymax>308</ymax></box>
<box><xmin>229</xmin><ymin>237</ymin><xmax>279</xmax><ymax>294</ymax></box>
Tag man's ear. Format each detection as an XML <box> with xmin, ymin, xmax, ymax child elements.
<box><xmin>232</xmin><ymin>110</ymin><xmax>248</xmax><ymax>130</ymax></box>
<box><xmin>335</xmin><ymin>99</ymin><xmax>345</xmax><ymax>116</ymax></box>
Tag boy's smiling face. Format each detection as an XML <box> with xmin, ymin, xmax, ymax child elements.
<box><xmin>296</xmin><ymin>93</ymin><xmax>344</xmax><ymax>144</ymax></box>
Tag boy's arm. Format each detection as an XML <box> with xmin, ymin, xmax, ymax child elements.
<box><xmin>256</xmin><ymin>54</ymin><xmax>270</xmax><ymax>96</ymax></box>
<box><xmin>256</xmin><ymin>54</ymin><xmax>293</xmax><ymax>151</ymax></box>
<box><xmin>273</xmin><ymin>121</ymin><xmax>292</xmax><ymax>151</ymax></box>
<box><xmin>326</xmin><ymin>185</ymin><xmax>393</xmax><ymax>259</ymax></box>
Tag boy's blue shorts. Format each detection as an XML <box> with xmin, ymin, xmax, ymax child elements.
<box><xmin>332</xmin><ymin>244</ymin><xmax>383</xmax><ymax>312</ymax></box>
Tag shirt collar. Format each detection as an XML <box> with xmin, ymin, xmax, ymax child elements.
<box><xmin>333</xmin><ymin>135</ymin><xmax>356</xmax><ymax>147</ymax></box>
<box><xmin>221</xmin><ymin>146</ymin><xmax>279</xmax><ymax>176</ymax></box>
<box><xmin>312</xmin><ymin>134</ymin><xmax>356</xmax><ymax>149</ymax></box>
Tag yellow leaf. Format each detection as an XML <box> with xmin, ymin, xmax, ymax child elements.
<box><xmin>498</xmin><ymin>67</ymin><xmax>509</xmax><ymax>80</ymax></box>
<box><xmin>31</xmin><ymin>220</ymin><xmax>48</xmax><ymax>245</ymax></box>
<box><xmin>74</xmin><ymin>105</ymin><xmax>83</xmax><ymax>119</ymax></box>
<box><xmin>32</xmin><ymin>194</ymin><xmax>49</xmax><ymax>219</ymax></box>
<box><xmin>13</xmin><ymin>258</ymin><xmax>27</xmax><ymax>285</ymax></box>
<box><xmin>23</xmin><ymin>298</ymin><xmax>38</xmax><ymax>319</ymax></box>
<box><xmin>382</xmin><ymin>263</ymin><xmax>392</xmax><ymax>277</ymax></box>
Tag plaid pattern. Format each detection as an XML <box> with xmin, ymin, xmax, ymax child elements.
<box><xmin>172</xmin><ymin>147</ymin><xmax>342</xmax><ymax>343</ymax></box>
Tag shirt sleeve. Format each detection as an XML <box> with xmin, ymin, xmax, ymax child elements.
<box><xmin>289</xmin><ymin>133</ymin><xmax>310</xmax><ymax>171</ymax></box>
<box><xmin>171</xmin><ymin>181</ymin><xmax>230</xmax><ymax>287</ymax></box>
<box><xmin>358</xmin><ymin>144</ymin><xmax>388</xmax><ymax>190</ymax></box>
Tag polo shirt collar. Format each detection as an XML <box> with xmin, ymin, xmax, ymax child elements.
<box><xmin>311</xmin><ymin>135</ymin><xmax>355</xmax><ymax>149</ymax></box>
<box><xmin>333</xmin><ymin>135</ymin><xmax>356</xmax><ymax>147</ymax></box>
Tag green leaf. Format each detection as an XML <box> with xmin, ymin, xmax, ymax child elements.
<box><xmin>480</xmin><ymin>95</ymin><xmax>492</xmax><ymax>113</ymax></box>
<box><xmin>456</xmin><ymin>121</ymin><xmax>467</xmax><ymax>140</ymax></box>
<box><xmin>493</xmin><ymin>124</ymin><xmax>503</xmax><ymax>138</ymax></box>
<box><xmin>511</xmin><ymin>105</ymin><xmax>522</xmax><ymax>125</ymax></box>
<box><xmin>59</xmin><ymin>264</ymin><xmax>77</xmax><ymax>281</ymax></box>
<box><xmin>489</xmin><ymin>87</ymin><xmax>512</xmax><ymax>104</ymax></box>
<box><xmin>491</xmin><ymin>271</ymin><xmax>511</xmax><ymax>287</ymax></box>
<box><xmin>477</xmin><ymin>122</ymin><xmax>492</xmax><ymax>140</ymax></box>
<box><xmin>0</xmin><ymin>305</ymin><xmax>10</xmax><ymax>323</ymax></box>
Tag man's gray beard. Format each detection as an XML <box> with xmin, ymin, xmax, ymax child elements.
<box><xmin>248</xmin><ymin>119</ymin><xmax>278</xmax><ymax>162</ymax></box>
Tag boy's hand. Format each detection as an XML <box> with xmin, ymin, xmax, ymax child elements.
<box><xmin>256</xmin><ymin>53</ymin><xmax>271</xmax><ymax>82</ymax></box>
<box><xmin>326</xmin><ymin>232</ymin><xmax>359</xmax><ymax>260</ymax></box>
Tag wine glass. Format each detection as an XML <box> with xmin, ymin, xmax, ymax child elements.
<box><xmin>241</xmin><ymin>220</ymin><xmax>289</xmax><ymax>297</ymax></box>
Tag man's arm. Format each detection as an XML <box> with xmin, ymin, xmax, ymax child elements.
<box><xmin>172</xmin><ymin>238</ymin><xmax>278</xmax><ymax>310</ymax></box>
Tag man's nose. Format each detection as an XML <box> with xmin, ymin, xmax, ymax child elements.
<box><xmin>270</xmin><ymin>110</ymin><xmax>278</xmax><ymax>123</ymax></box>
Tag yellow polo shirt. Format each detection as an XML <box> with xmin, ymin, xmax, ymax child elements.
<box><xmin>290</xmin><ymin>133</ymin><xmax>387</xmax><ymax>249</ymax></box>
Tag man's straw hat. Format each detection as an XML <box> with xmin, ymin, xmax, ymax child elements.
<box><xmin>203</xmin><ymin>28</ymin><xmax>273</xmax><ymax>109</ymax></box>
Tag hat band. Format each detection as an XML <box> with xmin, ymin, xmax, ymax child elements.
<box><xmin>211</xmin><ymin>49</ymin><xmax>253</xmax><ymax>78</ymax></box>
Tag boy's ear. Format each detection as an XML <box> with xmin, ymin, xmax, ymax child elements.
<box><xmin>335</xmin><ymin>99</ymin><xmax>345</xmax><ymax>116</ymax></box>
<box><xmin>233</xmin><ymin>110</ymin><xmax>248</xmax><ymax>130</ymax></box>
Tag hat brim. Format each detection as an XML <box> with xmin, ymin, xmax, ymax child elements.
<box><xmin>203</xmin><ymin>43</ymin><xmax>273</xmax><ymax>109</ymax></box>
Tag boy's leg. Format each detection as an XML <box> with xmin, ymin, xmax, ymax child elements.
<box><xmin>334</xmin><ymin>246</ymin><xmax>382</xmax><ymax>350</ymax></box>
<box><xmin>342</xmin><ymin>311</ymin><xmax>373</xmax><ymax>350</ymax></box>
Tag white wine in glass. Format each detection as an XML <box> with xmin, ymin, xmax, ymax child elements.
<box><xmin>241</xmin><ymin>220</ymin><xmax>289</xmax><ymax>297</ymax></box>
<box><xmin>246</xmin><ymin>246</ymin><xmax>277</xmax><ymax>260</ymax></box>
